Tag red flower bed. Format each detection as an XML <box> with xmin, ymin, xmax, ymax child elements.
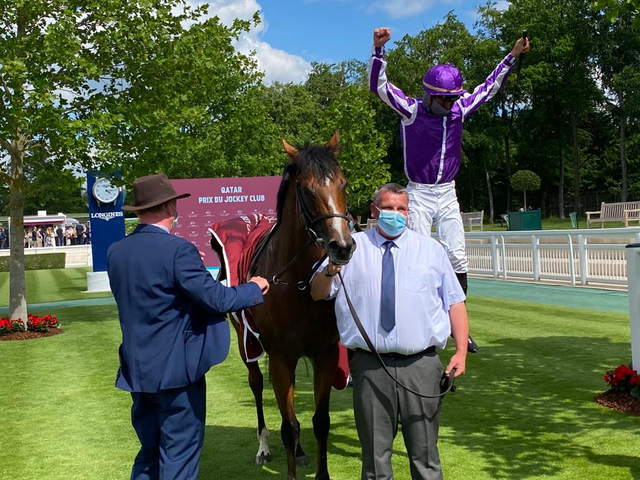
<box><xmin>0</xmin><ymin>315</ymin><xmax>59</xmax><ymax>336</ymax></box>
<box><xmin>596</xmin><ymin>363</ymin><xmax>640</xmax><ymax>416</ymax></box>
<box><xmin>604</xmin><ymin>364</ymin><xmax>640</xmax><ymax>398</ymax></box>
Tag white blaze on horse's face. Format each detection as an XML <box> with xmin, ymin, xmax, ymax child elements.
<box><xmin>324</xmin><ymin>177</ymin><xmax>347</xmax><ymax>238</ymax></box>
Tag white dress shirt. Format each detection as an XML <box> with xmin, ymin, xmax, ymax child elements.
<box><xmin>317</xmin><ymin>228</ymin><xmax>465</xmax><ymax>354</ymax></box>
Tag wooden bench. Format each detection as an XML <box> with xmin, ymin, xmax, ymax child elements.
<box><xmin>461</xmin><ymin>210</ymin><xmax>484</xmax><ymax>231</ymax></box>
<box><xmin>586</xmin><ymin>201</ymin><xmax>640</xmax><ymax>228</ymax></box>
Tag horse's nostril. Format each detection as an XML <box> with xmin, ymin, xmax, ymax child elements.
<box><xmin>328</xmin><ymin>240</ymin><xmax>353</xmax><ymax>260</ymax></box>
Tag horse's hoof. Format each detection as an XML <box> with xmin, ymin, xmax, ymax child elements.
<box><xmin>295</xmin><ymin>455</ymin><xmax>309</xmax><ymax>467</ymax></box>
<box><xmin>255</xmin><ymin>453</ymin><xmax>271</xmax><ymax>465</ymax></box>
<box><xmin>315</xmin><ymin>473</ymin><xmax>330</xmax><ymax>480</ymax></box>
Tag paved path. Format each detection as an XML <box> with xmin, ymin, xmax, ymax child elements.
<box><xmin>0</xmin><ymin>278</ymin><xmax>630</xmax><ymax>315</ymax></box>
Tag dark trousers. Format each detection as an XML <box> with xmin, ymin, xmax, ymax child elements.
<box><xmin>350</xmin><ymin>350</ymin><xmax>443</xmax><ymax>480</ymax></box>
<box><xmin>130</xmin><ymin>378</ymin><xmax>206</xmax><ymax>480</ymax></box>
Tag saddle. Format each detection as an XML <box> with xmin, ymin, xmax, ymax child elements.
<box><xmin>209</xmin><ymin>213</ymin><xmax>276</xmax><ymax>363</ymax></box>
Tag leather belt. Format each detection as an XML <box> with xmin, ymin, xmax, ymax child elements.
<box><xmin>355</xmin><ymin>346</ymin><xmax>435</xmax><ymax>360</ymax></box>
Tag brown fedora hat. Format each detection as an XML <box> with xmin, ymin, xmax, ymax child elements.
<box><xmin>123</xmin><ymin>173</ymin><xmax>190</xmax><ymax>211</ymax></box>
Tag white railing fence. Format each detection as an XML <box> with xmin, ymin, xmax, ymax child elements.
<box><xmin>458</xmin><ymin>227</ymin><xmax>640</xmax><ymax>287</ymax></box>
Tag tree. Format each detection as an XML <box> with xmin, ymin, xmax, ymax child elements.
<box><xmin>0</xmin><ymin>163</ymin><xmax>85</xmax><ymax>216</ymax></box>
<box><xmin>318</xmin><ymin>85</ymin><xmax>391</xmax><ymax>210</ymax></box>
<box><xmin>0</xmin><ymin>2</ymin><xmax>261</xmax><ymax>325</ymax></box>
<box><xmin>595</xmin><ymin>0</ymin><xmax>640</xmax><ymax>28</ymax></box>
<box><xmin>511</xmin><ymin>170</ymin><xmax>541</xmax><ymax>208</ymax></box>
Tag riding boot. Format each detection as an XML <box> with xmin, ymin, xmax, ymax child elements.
<box><xmin>455</xmin><ymin>272</ymin><xmax>478</xmax><ymax>354</ymax></box>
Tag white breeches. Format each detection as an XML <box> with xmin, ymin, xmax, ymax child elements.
<box><xmin>406</xmin><ymin>181</ymin><xmax>468</xmax><ymax>273</ymax></box>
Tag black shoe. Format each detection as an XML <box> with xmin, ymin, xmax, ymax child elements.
<box><xmin>467</xmin><ymin>335</ymin><xmax>478</xmax><ymax>354</ymax></box>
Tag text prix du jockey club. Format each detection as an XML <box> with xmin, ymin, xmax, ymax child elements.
<box><xmin>197</xmin><ymin>186</ymin><xmax>265</xmax><ymax>204</ymax></box>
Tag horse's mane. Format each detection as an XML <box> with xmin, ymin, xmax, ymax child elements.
<box><xmin>274</xmin><ymin>144</ymin><xmax>340</xmax><ymax>227</ymax></box>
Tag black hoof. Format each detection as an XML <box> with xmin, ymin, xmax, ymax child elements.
<box><xmin>316</xmin><ymin>473</ymin><xmax>330</xmax><ymax>480</ymax></box>
<box><xmin>295</xmin><ymin>455</ymin><xmax>309</xmax><ymax>466</ymax></box>
<box><xmin>255</xmin><ymin>454</ymin><xmax>271</xmax><ymax>465</ymax></box>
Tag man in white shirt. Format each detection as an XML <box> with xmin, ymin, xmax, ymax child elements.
<box><xmin>311</xmin><ymin>183</ymin><xmax>468</xmax><ymax>480</ymax></box>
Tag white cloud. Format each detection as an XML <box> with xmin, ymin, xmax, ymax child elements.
<box><xmin>467</xmin><ymin>0</ymin><xmax>510</xmax><ymax>22</ymax></box>
<box><xmin>369</xmin><ymin>0</ymin><xmax>458</xmax><ymax>19</ymax></box>
<box><xmin>236</xmin><ymin>35</ymin><xmax>311</xmax><ymax>84</ymax></box>
<box><xmin>177</xmin><ymin>0</ymin><xmax>311</xmax><ymax>84</ymax></box>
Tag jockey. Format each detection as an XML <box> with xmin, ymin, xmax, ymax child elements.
<box><xmin>369</xmin><ymin>27</ymin><xmax>530</xmax><ymax>353</ymax></box>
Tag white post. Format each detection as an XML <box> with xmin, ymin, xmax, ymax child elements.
<box><xmin>500</xmin><ymin>235</ymin><xmax>507</xmax><ymax>280</ymax></box>
<box><xmin>491</xmin><ymin>236</ymin><xmax>499</xmax><ymax>278</ymax></box>
<box><xmin>531</xmin><ymin>235</ymin><xmax>539</xmax><ymax>281</ymax></box>
<box><xmin>567</xmin><ymin>235</ymin><xmax>575</xmax><ymax>286</ymax></box>
<box><xmin>626</xmin><ymin>244</ymin><xmax>640</xmax><ymax>371</ymax></box>
<box><xmin>578</xmin><ymin>235</ymin><xmax>587</xmax><ymax>285</ymax></box>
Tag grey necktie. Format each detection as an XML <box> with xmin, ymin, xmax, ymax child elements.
<box><xmin>380</xmin><ymin>241</ymin><xmax>396</xmax><ymax>332</ymax></box>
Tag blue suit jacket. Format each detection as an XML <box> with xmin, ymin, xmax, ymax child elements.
<box><xmin>107</xmin><ymin>224</ymin><xmax>263</xmax><ymax>393</ymax></box>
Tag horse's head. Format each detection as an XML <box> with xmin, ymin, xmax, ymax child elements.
<box><xmin>282</xmin><ymin>132</ymin><xmax>355</xmax><ymax>265</ymax></box>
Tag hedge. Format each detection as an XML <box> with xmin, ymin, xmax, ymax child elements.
<box><xmin>0</xmin><ymin>253</ymin><xmax>66</xmax><ymax>272</ymax></box>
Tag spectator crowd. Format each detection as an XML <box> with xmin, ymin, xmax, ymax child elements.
<box><xmin>0</xmin><ymin>222</ymin><xmax>91</xmax><ymax>249</ymax></box>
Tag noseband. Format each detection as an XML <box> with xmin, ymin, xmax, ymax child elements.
<box><xmin>270</xmin><ymin>181</ymin><xmax>349</xmax><ymax>290</ymax></box>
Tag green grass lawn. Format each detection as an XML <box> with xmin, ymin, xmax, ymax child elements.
<box><xmin>0</xmin><ymin>267</ymin><xmax>112</xmax><ymax>307</ymax></box>
<box><xmin>1</xmin><ymin>284</ymin><xmax>639</xmax><ymax>480</ymax></box>
<box><xmin>476</xmin><ymin>215</ymin><xmax>630</xmax><ymax>232</ymax></box>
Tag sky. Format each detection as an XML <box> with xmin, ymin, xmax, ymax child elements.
<box><xmin>184</xmin><ymin>0</ymin><xmax>511</xmax><ymax>84</ymax></box>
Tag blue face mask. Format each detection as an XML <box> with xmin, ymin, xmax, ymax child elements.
<box><xmin>376</xmin><ymin>206</ymin><xmax>406</xmax><ymax>237</ymax></box>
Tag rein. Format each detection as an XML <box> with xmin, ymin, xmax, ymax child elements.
<box><xmin>269</xmin><ymin>181</ymin><xmax>348</xmax><ymax>291</ymax></box>
<box><xmin>337</xmin><ymin>271</ymin><xmax>457</xmax><ymax>398</ymax></box>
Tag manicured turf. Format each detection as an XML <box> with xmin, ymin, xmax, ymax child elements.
<box><xmin>0</xmin><ymin>267</ymin><xmax>112</xmax><ymax>307</ymax></box>
<box><xmin>1</xmin><ymin>286</ymin><xmax>639</xmax><ymax>479</ymax></box>
<box><xmin>475</xmin><ymin>215</ymin><xmax>628</xmax><ymax>232</ymax></box>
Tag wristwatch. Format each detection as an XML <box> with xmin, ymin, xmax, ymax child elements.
<box><xmin>322</xmin><ymin>265</ymin><xmax>337</xmax><ymax>277</ymax></box>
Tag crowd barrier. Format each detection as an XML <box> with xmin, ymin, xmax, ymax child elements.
<box><xmin>456</xmin><ymin>227</ymin><xmax>640</xmax><ymax>287</ymax></box>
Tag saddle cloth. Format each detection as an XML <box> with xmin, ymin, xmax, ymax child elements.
<box><xmin>208</xmin><ymin>213</ymin><xmax>351</xmax><ymax>390</ymax></box>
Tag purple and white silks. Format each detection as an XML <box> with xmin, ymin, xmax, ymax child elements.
<box><xmin>368</xmin><ymin>46</ymin><xmax>517</xmax><ymax>185</ymax></box>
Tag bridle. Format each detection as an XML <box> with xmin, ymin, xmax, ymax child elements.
<box><xmin>269</xmin><ymin>180</ymin><xmax>349</xmax><ymax>290</ymax></box>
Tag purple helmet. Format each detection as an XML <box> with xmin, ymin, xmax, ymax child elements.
<box><xmin>422</xmin><ymin>65</ymin><xmax>466</xmax><ymax>96</ymax></box>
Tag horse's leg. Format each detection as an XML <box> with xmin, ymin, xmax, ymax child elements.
<box><xmin>249</xmin><ymin>361</ymin><xmax>272</xmax><ymax>464</ymax></box>
<box><xmin>231</xmin><ymin>317</ymin><xmax>271</xmax><ymax>465</ymax></box>
<box><xmin>311</xmin><ymin>342</ymin><xmax>339</xmax><ymax>480</ymax></box>
<box><xmin>269</xmin><ymin>352</ymin><xmax>302</xmax><ymax>480</ymax></box>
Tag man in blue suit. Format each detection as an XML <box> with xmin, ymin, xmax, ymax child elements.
<box><xmin>108</xmin><ymin>173</ymin><xmax>269</xmax><ymax>480</ymax></box>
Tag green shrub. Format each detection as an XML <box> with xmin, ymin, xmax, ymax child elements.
<box><xmin>0</xmin><ymin>253</ymin><xmax>66</xmax><ymax>272</ymax></box>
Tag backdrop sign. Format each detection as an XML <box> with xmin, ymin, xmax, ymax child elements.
<box><xmin>171</xmin><ymin>176</ymin><xmax>281</xmax><ymax>268</ymax></box>
<box><xmin>87</xmin><ymin>173</ymin><xmax>125</xmax><ymax>272</ymax></box>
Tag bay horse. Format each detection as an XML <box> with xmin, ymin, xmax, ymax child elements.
<box><xmin>234</xmin><ymin>132</ymin><xmax>354</xmax><ymax>480</ymax></box>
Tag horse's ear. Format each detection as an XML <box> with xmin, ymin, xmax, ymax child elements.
<box><xmin>327</xmin><ymin>130</ymin><xmax>340</xmax><ymax>155</ymax></box>
<box><xmin>282</xmin><ymin>139</ymin><xmax>298</xmax><ymax>162</ymax></box>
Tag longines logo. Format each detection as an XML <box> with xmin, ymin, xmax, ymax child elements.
<box><xmin>188</xmin><ymin>212</ymin><xmax>198</xmax><ymax>218</ymax></box>
<box><xmin>189</xmin><ymin>231</ymin><xmax>199</xmax><ymax>238</ymax></box>
<box><xmin>189</xmin><ymin>221</ymin><xmax>198</xmax><ymax>227</ymax></box>
<box><xmin>90</xmin><ymin>212</ymin><xmax>124</xmax><ymax>222</ymax></box>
